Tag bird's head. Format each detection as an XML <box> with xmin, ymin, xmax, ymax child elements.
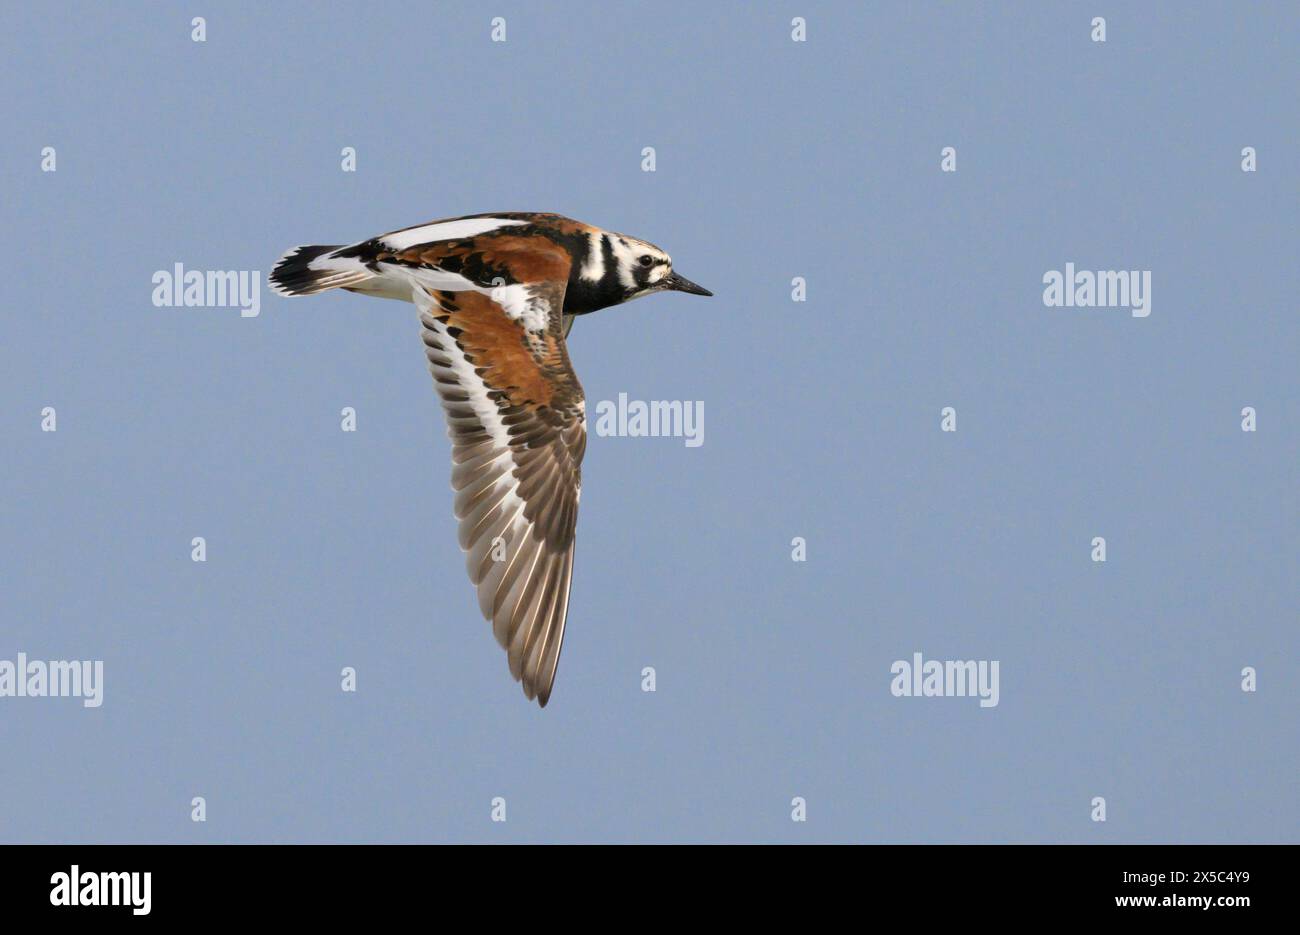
<box><xmin>566</xmin><ymin>230</ymin><xmax>712</xmax><ymax>315</ymax></box>
<box><xmin>609</xmin><ymin>234</ymin><xmax>713</xmax><ymax>303</ymax></box>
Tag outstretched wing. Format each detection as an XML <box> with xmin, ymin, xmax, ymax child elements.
<box><xmin>391</xmin><ymin>234</ymin><xmax>585</xmax><ymax>707</ymax></box>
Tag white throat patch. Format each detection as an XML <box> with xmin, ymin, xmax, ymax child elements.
<box><xmin>579</xmin><ymin>231</ymin><xmax>606</xmax><ymax>282</ymax></box>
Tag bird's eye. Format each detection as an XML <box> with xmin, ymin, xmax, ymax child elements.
<box><xmin>638</xmin><ymin>255</ymin><xmax>654</xmax><ymax>268</ymax></box>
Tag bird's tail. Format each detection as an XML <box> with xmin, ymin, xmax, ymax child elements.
<box><xmin>268</xmin><ymin>244</ymin><xmax>371</xmax><ymax>296</ymax></box>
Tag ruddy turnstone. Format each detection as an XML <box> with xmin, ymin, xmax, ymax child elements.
<box><xmin>269</xmin><ymin>213</ymin><xmax>712</xmax><ymax>706</ymax></box>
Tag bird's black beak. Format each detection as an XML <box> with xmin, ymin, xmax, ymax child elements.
<box><xmin>663</xmin><ymin>271</ymin><xmax>713</xmax><ymax>296</ymax></box>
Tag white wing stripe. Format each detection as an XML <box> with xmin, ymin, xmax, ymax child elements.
<box><xmin>381</xmin><ymin>217</ymin><xmax>527</xmax><ymax>251</ymax></box>
<box><xmin>416</xmin><ymin>300</ymin><xmax>527</xmax><ymax>528</ymax></box>
<box><xmin>381</xmin><ymin>266</ymin><xmax>550</xmax><ymax>333</ymax></box>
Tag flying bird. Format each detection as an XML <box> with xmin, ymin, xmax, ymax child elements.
<box><xmin>269</xmin><ymin>213</ymin><xmax>712</xmax><ymax>706</ymax></box>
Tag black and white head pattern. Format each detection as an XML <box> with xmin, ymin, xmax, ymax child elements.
<box><xmin>570</xmin><ymin>230</ymin><xmax>673</xmax><ymax>313</ymax></box>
